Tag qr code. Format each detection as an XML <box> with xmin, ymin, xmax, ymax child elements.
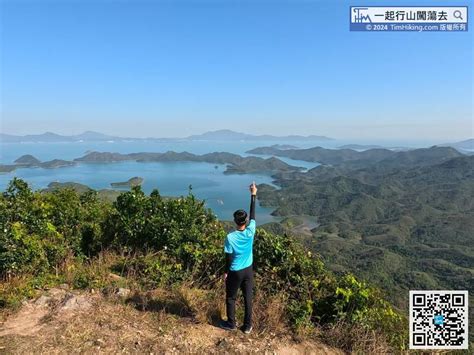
<box><xmin>410</xmin><ymin>290</ymin><xmax>469</xmax><ymax>349</ymax></box>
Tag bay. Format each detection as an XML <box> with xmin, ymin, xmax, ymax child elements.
<box><xmin>0</xmin><ymin>140</ymin><xmax>322</xmax><ymax>223</ymax></box>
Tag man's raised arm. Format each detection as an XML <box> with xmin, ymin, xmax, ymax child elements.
<box><xmin>246</xmin><ymin>181</ymin><xmax>257</xmax><ymax>238</ymax></box>
<box><xmin>249</xmin><ymin>181</ymin><xmax>257</xmax><ymax>221</ymax></box>
<box><xmin>249</xmin><ymin>181</ymin><xmax>257</xmax><ymax>220</ymax></box>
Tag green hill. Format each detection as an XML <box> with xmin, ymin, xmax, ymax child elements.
<box><xmin>257</xmin><ymin>153</ymin><xmax>474</xmax><ymax>342</ymax></box>
<box><xmin>247</xmin><ymin>145</ymin><xmax>463</xmax><ymax>169</ymax></box>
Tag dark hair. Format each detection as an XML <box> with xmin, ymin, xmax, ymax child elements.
<box><xmin>233</xmin><ymin>209</ymin><xmax>248</xmax><ymax>226</ymax></box>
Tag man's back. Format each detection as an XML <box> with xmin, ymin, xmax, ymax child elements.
<box><xmin>225</xmin><ymin>220</ymin><xmax>256</xmax><ymax>271</ymax></box>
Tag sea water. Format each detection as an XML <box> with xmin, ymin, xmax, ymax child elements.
<box><xmin>0</xmin><ymin>140</ymin><xmax>322</xmax><ymax>223</ymax></box>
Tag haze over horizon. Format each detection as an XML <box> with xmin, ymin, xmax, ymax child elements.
<box><xmin>1</xmin><ymin>128</ymin><xmax>330</xmax><ymax>138</ymax></box>
<box><xmin>2</xmin><ymin>130</ymin><xmax>473</xmax><ymax>149</ymax></box>
<box><xmin>1</xmin><ymin>0</ymin><xmax>472</xmax><ymax>141</ymax></box>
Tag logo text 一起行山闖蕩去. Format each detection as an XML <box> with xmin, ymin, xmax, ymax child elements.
<box><xmin>350</xmin><ymin>6</ymin><xmax>468</xmax><ymax>32</ymax></box>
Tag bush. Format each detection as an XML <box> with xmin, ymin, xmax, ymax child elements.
<box><xmin>0</xmin><ymin>178</ymin><xmax>407</xmax><ymax>350</ymax></box>
<box><xmin>104</xmin><ymin>187</ymin><xmax>225</xmax><ymax>283</ymax></box>
<box><xmin>0</xmin><ymin>179</ymin><xmax>111</xmax><ymax>277</ymax></box>
<box><xmin>0</xmin><ymin>179</ymin><xmax>69</xmax><ymax>275</ymax></box>
<box><xmin>254</xmin><ymin>229</ymin><xmax>405</xmax><ymax>347</ymax></box>
<box><xmin>43</xmin><ymin>188</ymin><xmax>111</xmax><ymax>256</ymax></box>
<box><xmin>112</xmin><ymin>252</ymin><xmax>186</xmax><ymax>287</ymax></box>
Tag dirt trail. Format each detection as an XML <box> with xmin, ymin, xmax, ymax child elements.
<box><xmin>0</xmin><ymin>288</ymin><xmax>342</xmax><ymax>354</ymax></box>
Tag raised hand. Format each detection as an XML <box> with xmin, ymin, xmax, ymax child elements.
<box><xmin>249</xmin><ymin>181</ymin><xmax>257</xmax><ymax>196</ymax></box>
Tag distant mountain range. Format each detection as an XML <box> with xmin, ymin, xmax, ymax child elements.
<box><xmin>439</xmin><ymin>138</ymin><xmax>474</xmax><ymax>151</ymax></box>
<box><xmin>337</xmin><ymin>144</ymin><xmax>410</xmax><ymax>151</ymax></box>
<box><xmin>186</xmin><ymin>129</ymin><xmax>333</xmax><ymax>142</ymax></box>
<box><xmin>0</xmin><ymin>130</ymin><xmax>333</xmax><ymax>143</ymax></box>
<box><xmin>3</xmin><ymin>131</ymin><xmax>472</xmax><ymax>153</ymax></box>
<box><xmin>0</xmin><ymin>131</ymin><xmax>119</xmax><ymax>143</ymax></box>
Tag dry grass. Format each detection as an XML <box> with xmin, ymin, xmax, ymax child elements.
<box><xmin>0</xmin><ymin>274</ymin><xmax>38</xmax><ymax>312</ymax></box>
<box><xmin>252</xmin><ymin>292</ymin><xmax>289</xmax><ymax>335</ymax></box>
<box><xmin>172</xmin><ymin>281</ymin><xmax>290</xmax><ymax>337</ymax></box>
<box><xmin>174</xmin><ymin>283</ymin><xmax>225</xmax><ymax>325</ymax></box>
<box><xmin>0</xmin><ymin>289</ymin><xmax>344</xmax><ymax>354</ymax></box>
<box><xmin>1</xmin><ymin>296</ymin><xmax>176</xmax><ymax>353</ymax></box>
<box><xmin>320</xmin><ymin>320</ymin><xmax>393</xmax><ymax>354</ymax></box>
<box><xmin>0</xmin><ymin>253</ymin><xmax>395</xmax><ymax>354</ymax></box>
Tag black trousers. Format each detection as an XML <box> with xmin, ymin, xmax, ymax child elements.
<box><xmin>226</xmin><ymin>264</ymin><xmax>254</xmax><ymax>328</ymax></box>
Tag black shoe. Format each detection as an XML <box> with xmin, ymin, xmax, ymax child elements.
<box><xmin>241</xmin><ymin>325</ymin><xmax>253</xmax><ymax>334</ymax></box>
<box><xmin>220</xmin><ymin>320</ymin><xmax>237</xmax><ymax>331</ymax></box>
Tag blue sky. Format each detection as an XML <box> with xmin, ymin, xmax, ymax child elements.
<box><xmin>1</xmin><ymin>0</ymin><xmax>472</xmax><ymax>141</ymax></box>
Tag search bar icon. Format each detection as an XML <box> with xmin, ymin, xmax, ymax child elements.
<box><xmin>453</xmin><ymin>10</ymin><xmax>463</xmax><ymax>21</ymax></box>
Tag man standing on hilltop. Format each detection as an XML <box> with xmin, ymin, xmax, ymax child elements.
<box><xmin>220</xmin><ymin>182</ymin><xmax>257</xmax><ymax>334</ymax></box>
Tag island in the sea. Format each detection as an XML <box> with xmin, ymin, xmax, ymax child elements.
<box><xmin>1</xmin><ymin>151</ymin><xmax>305</xmax><ymax>176</ymax></box>
<box><xmin>73</xmin><ymin>151</ymin><xmax>304</xmax><ymax>175</ymax></box>
<box><xmin>0</xmin><ymin>155</ymin><xmax>77</xmax><ymax>171</ymax></box>
<box><xmin>111</xmin><ymin>177</ymin><xmax>144</xmax><ymax>188</ymax></box>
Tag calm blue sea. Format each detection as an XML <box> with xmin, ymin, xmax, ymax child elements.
<box><xmin>0</xmin><ymin>138</ymin><xmax>438</xmax><ymax>222</ymax></box>
<box><xmin>0</xmin><ymin>140</ymin><xmax>323</xmax><ymax>223</ymax></box>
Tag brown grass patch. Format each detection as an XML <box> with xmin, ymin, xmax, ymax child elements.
<box><xmin>320</xmin><ymin>320</ymin><xmax>392</xmax><ymax>354</ymax></box>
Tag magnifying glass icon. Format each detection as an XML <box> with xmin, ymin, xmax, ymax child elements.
<box><xmin>453</xmin><ymin>10</ymin><xmax>463</xmax><ymax>21</ymax></box>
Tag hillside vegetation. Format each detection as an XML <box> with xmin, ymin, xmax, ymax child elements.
<box><xmin>0</xmin><ymin>178</ymin><xmax>405</xmax><ymax>352</ymax></box>
<box><xmin>247</xmin><ymin>145</ymin><xmax>463</xmax><ymax>168</ymax></box>
<box><xmin>255</xmin><ymin>148</ymin><xmax>474</xmax><ymax>342</ymax></box>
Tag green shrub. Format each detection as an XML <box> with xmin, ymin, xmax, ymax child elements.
<box><xmin>0</xmin><ymin>179</ymin><xmax>68</xmax><ymax>275</ymax></box>
<box><xmin>104</xmin><ymin>187</ymin><xmax>225</xmax><ymax>282</ymax></box>
<box><xmin>43</xmin><ymin>188</ymin><xmax>111</xmax><ymax>256</ymax></box>
<box><xmin>0</xmin><ymin>178</ymin><xmax>407</xmax><ymax>350</ymax></box>
<box><xmin>112</xmin><ymin>252</ymin><xmax>186</xmax><ymax>287</ymax></box>
<box><xmin>0</xmin><ymin>179</ymin><xmax>110</xmax><ymax>277</ymax></box>
<box><xmin>254</xmin><ymin>229</ymin><xmax>405</xmax><ymax>347</ymax></box>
